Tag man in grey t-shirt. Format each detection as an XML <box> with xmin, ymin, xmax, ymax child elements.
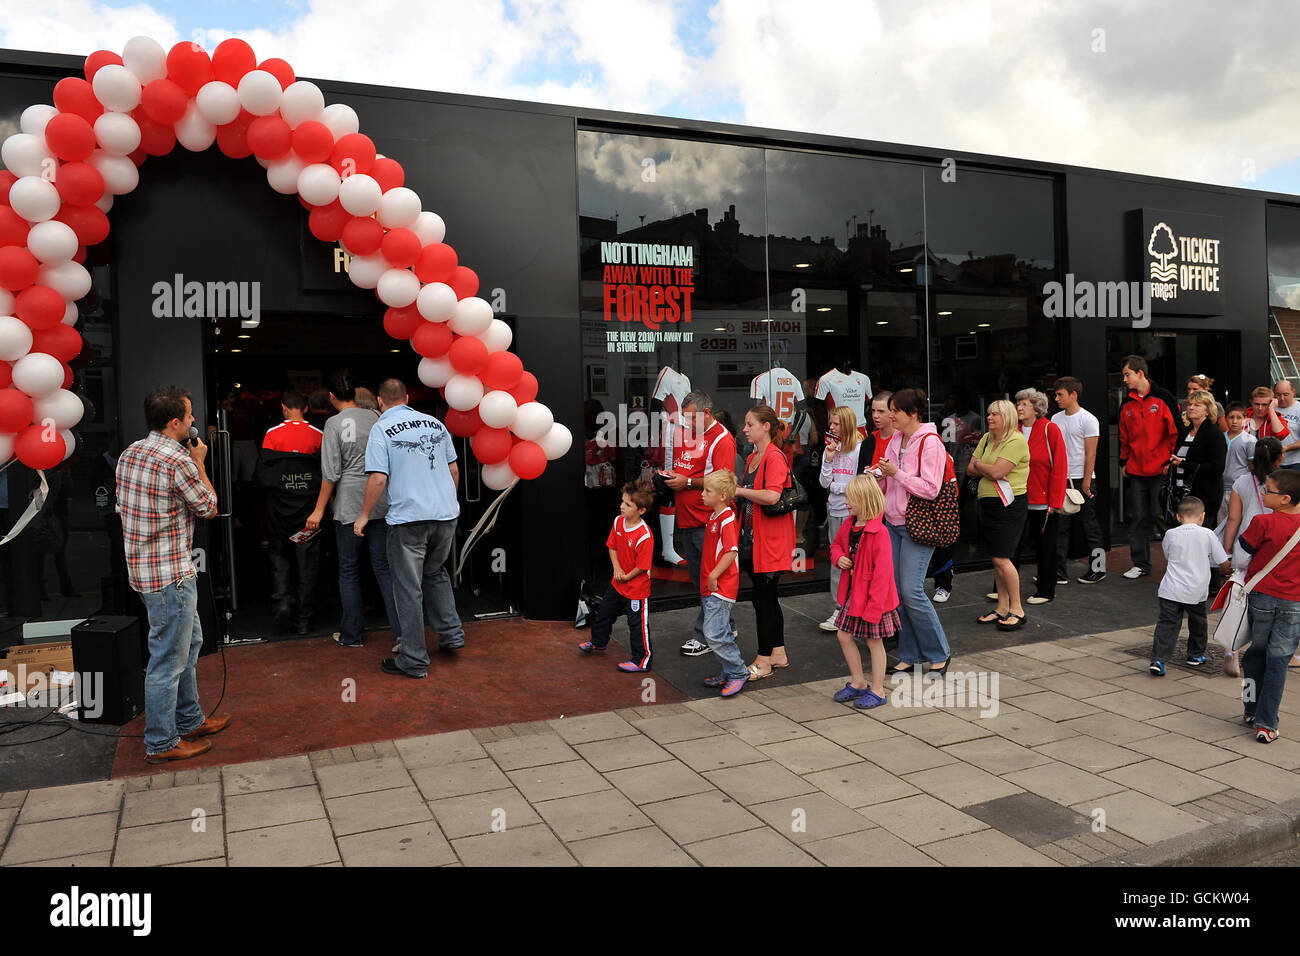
<box><xmin>306</xmin><ymin>370</ymin><xmax>401</xmax><ymax>647</ymax></box>
<box><xmin>1276</xmin><ymin>379</ymin><xmax>1300</xmax><ymax>470</ymax></box>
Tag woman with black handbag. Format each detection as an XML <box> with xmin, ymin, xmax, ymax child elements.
<box><xmin>734</xmin><ymin>405</ymin><xmax>797</xmax><ymax>679</ymax></box>
<box><xmin>1171</xmin><ymin>390</ymin><xmax>1227</xmax><ymax>528</ymax></box>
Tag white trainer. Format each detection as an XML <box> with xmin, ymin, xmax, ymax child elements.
<box><xmin>819</xmin><ymin>612</ymin><xmax>840</xmax><ymax>632</ymax></box>
<box><xmin>933</xmin><ymin>588</ymin><xmax>950</xmax><ymax>603</ymax></box>
<box><xmin>1122</xmin><ymin>566</ymin><xmax>1149</xmax><ymax>579</ymax></box>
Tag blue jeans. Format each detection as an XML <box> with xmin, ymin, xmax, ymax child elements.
<box><xmin>702</xmin><ymin>595</ymin><xmax>747</xmax><ymax>680</ymax></box>
<box><xmin>335</xmin><ymin>520</ymin><xmax>401</xmax><ymax>645</ymax></box>
<box><xmin>1241</xmin><ymin>592</ymin><xmax>1300</xmax><ymax>732</ymax></box>
<box><xmin>886</xmin><ymin>521</ymin><xmax>951</xmax><ymax>664</ymax></box>
<box><xmin>681</xmin><ymin>524</ymin><xmax>735</xmax><ymax>642</ymax></box>
<box><xmin>139</xmin><ymin>573</ymin><xmax>205</xmax><ymax>755</ymax></box>
<box><xmin>387</xmin><ymin>519</ymin><xmax>465</xmax><ymax>675</ymax></box>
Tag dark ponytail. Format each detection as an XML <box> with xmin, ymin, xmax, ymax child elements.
<box><xmin>1253</xmin><ymin>437</ymin><xmax>1284</xmax><ymax>484</ymax></box>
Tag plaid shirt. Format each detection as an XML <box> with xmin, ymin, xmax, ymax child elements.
<box><xmin>116</xmin><ymin>431</ymin><xmax>218</xmax><ymax>593</ymax></box>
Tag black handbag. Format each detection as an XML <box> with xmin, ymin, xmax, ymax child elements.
<box><xmin>755</xmin><ymin>450</ymin><xmax>808</xmax><ymax>516</ymax></box>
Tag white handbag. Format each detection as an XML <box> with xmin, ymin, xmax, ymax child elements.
<box><xmin>1211</xmin><ymin>525</ymin><xmax>1300</xmax><ymax>652</ymax></box>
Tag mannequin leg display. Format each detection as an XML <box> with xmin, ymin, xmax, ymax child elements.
<box><xmin>658</xmin><ymin>505</ymin><xmax>686</xmax><ymax>566</ymax></box>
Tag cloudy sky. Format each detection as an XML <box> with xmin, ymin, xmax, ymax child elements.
<box><xmin>2</xmin><ymin>0</ymin><xmax>1297</xmax><ymax>195</ymax></box>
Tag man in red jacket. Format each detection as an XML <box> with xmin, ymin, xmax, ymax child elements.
<box><xmin>1119</xmin><ymin>355</ymin><xmax>1179</xmax><ymax>578</ymax></box>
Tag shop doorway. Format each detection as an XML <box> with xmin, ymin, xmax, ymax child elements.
<box><xmin>203</xmin><ymin>311</ymin><xmax>519</xmax><ymax>643</ymax></box>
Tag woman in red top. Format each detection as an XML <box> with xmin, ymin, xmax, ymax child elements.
<box><xmin>734</xmin><ymin>405</ymin><xmax>796</xmax><ymax>679</ymax></box>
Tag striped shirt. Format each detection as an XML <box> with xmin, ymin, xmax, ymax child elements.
<box><xmin>115</xmin><ymin>432</ymin><xmax>218</xmax><ymax>593</ymax></box>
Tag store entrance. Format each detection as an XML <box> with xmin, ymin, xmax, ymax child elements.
<box><xmin>203</xmin><ymin>311</ymin><xmax>518</xmax><ymax>644</ymax></box>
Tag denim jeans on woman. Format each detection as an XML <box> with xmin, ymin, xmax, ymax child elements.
<box><xmin>886</xmin><ymin>521</ymin><xmax>951</xmax><ymax>664</ymax></box>
<box><xmin>387</xmin><ymin>518</ymin><xmax>466</xmax><ymax>676</ymax></box>
<box><xmin>139</xmin><ymin>573</ymin><xmax>205</xmax><ymax>755</ymax></box>
<box><xmin>335</xmin><ymin>519</ymin><xmax>401</xmax><ymax>645</ymax></box>
<box><xmin>1242</xmin><ymin>592</ymin><xmax>1300</xmax><ymax>732</ymax></box>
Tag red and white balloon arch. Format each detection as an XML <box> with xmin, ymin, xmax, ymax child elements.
<box><xmin>0</xmin><ymin>35</ymin><xmax>572</xmax><ymax>487</ymax></box>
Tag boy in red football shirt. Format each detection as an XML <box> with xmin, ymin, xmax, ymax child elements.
<box><xmin>698</xmin><ymin>470</ymin><xmax>748</xmax><ymax>697</ymax></box>
<box><xmin>579</xmin><ymin>481</ymin><xmax>656</xmax><ymax>672</ymax></box>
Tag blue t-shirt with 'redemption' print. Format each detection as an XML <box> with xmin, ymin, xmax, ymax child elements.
<box><xmin>365</xmin><ymin>404</ymin><xmax>460</xmax><ymax>525</ymax></box>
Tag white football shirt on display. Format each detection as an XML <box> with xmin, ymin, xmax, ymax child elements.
<box><xmin>653</xmin><ymin>367</ymin><xmax>692</xmax><ymax>464</ymax></box>
<box><xmin>815</xmin><ymin>368</ymin><xmax>872</xmax><ymax>425</ymax></box>
<box><xmin>751</xmin><ymin>367</ymin><xmax>805</xmax><ymax>425</ymax></box>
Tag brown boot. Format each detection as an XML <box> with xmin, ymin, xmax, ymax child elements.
<box><xmin>145</xmin><ymin>738</ymin><xmax>212</xmax><ymax>764</ymax></box>
<box><xmin>181</xmin><ymin>713</ymin><xmax>232</xmax><ymax>741</ymax></box>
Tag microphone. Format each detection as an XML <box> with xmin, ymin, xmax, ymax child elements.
<box><xmin>188</xmin><ymin>426</ymin><xmax>200</xmax><ymax>447</ymax></box>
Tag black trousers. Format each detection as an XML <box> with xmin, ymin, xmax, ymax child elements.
<box><xmin>1057</xmin><ymin>491</ymin><xmax>1105</xmax><ymax>571</ymax></box>
<box><xmin>591</xmin><ymin>584</ymin><xmax>652</xmax><ymax>668</ymax></box>
<box><xmin>741</xmin><ymin>558</ymin><xmax>784</xmax><ymax>655</ymax></box>
<box><xmin>1128</xmin><ymin>475</ymin><xmax>1164</xmax><ymax>572</ymax></box>
<box><xmin>1152</xmin><ymin>596</ymin><xmax>1208</xmax><ymax>661</ymax></box>
<box><xmin>1012</xmin><ymin>509</ymin><xmax>1060</xmax><ymax>598</ymax></box>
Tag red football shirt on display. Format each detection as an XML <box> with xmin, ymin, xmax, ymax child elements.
<box><xmin>1239</xmin><ymin>511</ymin><xmax>1300</xmax><ymax>602</ymax></box>
<box><xmin>606</xmin><ymin>515</ymin><xmax>653</xmax><ymax>600</ymax></box>
<box><xmin>701</xmin><ymin>506</ymin><xmax>740</xmax><ymax>602</ymax></box>
<box><xmin>672</xmin><ymin>419</ymin><xmax>737</xmax><ymax>528</ymax></box>
<box><xmin>262</xmin><ymin>420</ymin><xmax>323</xmax><ymax>455</ymax></box>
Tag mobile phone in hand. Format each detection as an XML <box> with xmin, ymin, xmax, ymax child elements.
<box><xmin>290</xmin><ymin>527</ymin><xmax>321</xmax><ymax>544</ymax></box>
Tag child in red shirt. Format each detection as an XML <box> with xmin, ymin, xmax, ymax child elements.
<box><xmin>699</xmin><ymin>470</ymin><xmax>748</xmax><ymax>697</ymax></box>
<box><xmin>579</xmin><ymin>481</ymin><xmax>656</xmax><ymax>672</ymax></box>
<box><xmin>829</xmin><ymin>475</ymin><xmax>901</xmax><ymax>709</ymax></box>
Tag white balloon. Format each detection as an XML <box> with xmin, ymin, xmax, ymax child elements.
<box><xmin>478</xmin><ymin>390</ymin><xmax>518</xmax><ymax>429</ymax></box>
<box><xmin>444</xmin><ymin>374</ymin><xmax>484</xmax><ymax>411</ymax></box>
<box><xmin>0</xmin><ymin>316</ymin><xmax>34</xmax><ymax>362</ymax></box>
<box><xmin>59</xmin><ymin>428</ymin><xmax>76</xmax><ymax>461</ymax></box>
<box><xmin>0</xmin><ymin>290</ymin><xmax>14</xmax><ymax>316</ymax></box>
<box><xmin>377</xmin><ymin>187</ymin><xmax>420</xmax><ymax>228</ymax></box>
<box><xmin>93</xmin><ymin>111</ymin><xmax>141</xmax><ymax>155</ymax></box>
<box><xmin>280</xmin><ymin>81</ymin><xmax>326</xmax><ymax>129</ymax></box>
<box><xmin>449</xmin><ymin>297</ymin><xmax>494</xmax><ymax>337</ymax></box>
<box><xmin>8</xmin><ymin>177</ymin><xmax>61</xmax><ymax>223</ymax></box>
<box><xmin>195</xmin><ymin>81</ymin><xmax>241</xmax><ymax>125</ymax></box>
<box><xmin>376</xmin><ymin>269</ymin><xmax>420</xmax><ymax>308</ymax></box>
<box><xmin>266</xmin><ymin>155</ymin><xmax>305</xmax><ymax>195</ymax></box>
<box><xmin>296</xmin><ymin>163</ymin><xmax>340</xmax><ymax>205</ymax></box>
<box><xmin>61</xmin><ymin>301</ymin><xmax>79</xmax><ymax>326</ymax></box>
<box><xmin>345</xmin><ymin>253</ymin><xmax>386</xmax><ymax>290</ymax></box>
<box><xmin>11</xmin><ymin>352</ymin><xmax>64</xmax><ymax>396</ymax></box>
<box><xmin>411</xmin><ymin>210</ymin><xmax>446</xmax><ymax>245</ymax></box>
<box><xmin>34</xmin><ymin>389</ymin><xmax>84</xmax><ymax>429</ymax></box>
<box><xmin>477</xmin><ymin>318</ymin><xmax>513</xmax><ymax>353</ymax></box>
<box><xmin>27</xmin><ymin>221</ymin><xmax>79</xmax><ymax>263</ymax></box>
<box><xmin>319</xmin><ymin>103</ymin><xmax>359</xmax><ymax>139</ymax></box>
<box><xmin>1</xmin><ymin>133</ymin><xmax>54</xmax><ymax>178</ymax></box>
<box><xmin>89</xmin><ymin>150</ymin><xmax>139</xmax><ymax>195</ymax></box>
<box><xmin>481</xmin><ymin>461</ymin><xmax>517</xmax><ymax>490</ymax></box>
<box><xmin>337</xmin><ymin>174</ymin><xmax>381</xmax><ymax>216</ymax></box>
<box><xmin>237</xmin><ymin>70</ymin><xmax>283</xmax><ymax>116</ymax></box>
<box><xmin>417</xmin><ymin>356</ymin><xmax>455</xmax><ymax>388</ymax></box>
<box><xmin>512</xmin><ymin>402</ymin><xmax>554</xmax><ymax>441</ymax></box>
<box><xmin>0</xmin><ymin>432</ymin><xmax>13</xmax><ymax>466</ymax></box>
<box><xmin>94</xmin><ymin>192</ymin><xmax>113</xmax><ymax>214</ymax></box>
<box><xmin>20</xmin><ymin>105</ymin><xmax>57</xmax><ymax>136</ymax></box>
<box><xmin>122</xmin><ymin>35</ymin><xmax>167</xmax><ymax>84</ymax></box>
<box><xmin>38</xmin><ymin>261</ymin><xmax>92</xmax><ymax>301</ymax></box>
<box><xmin>539</xmin><ymin>422</ymin><xmax>573</xmax><ymax>460</ymax></box>
<box><xmin>92</xmin><ymin>64</ymin><xmax>142</xmax><ymax>113</ymax></box>
<box><xmin>175</xmin><ymin>103</ymin><xmax>216</xmax><ymax>152</ymax></box>
<box><xmin>416</xmin><ymin>282</ymin><xmax>457</xmax><ymax>322</ymax></box>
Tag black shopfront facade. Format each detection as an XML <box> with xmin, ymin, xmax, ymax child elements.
<box><xmin>0</xmin><ymin>47</ymin><xmax>1293</xmax><ymax>637</ymax></box>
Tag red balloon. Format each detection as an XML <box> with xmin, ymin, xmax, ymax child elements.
<box><xmin>291</xmin><ymin>121</ymin><xmax>333</xmax><ymax>164</ymax></box>
<box><xmin>450</xmin><ymin>266</ymin><xmax>479</xmax><ymax>300</ymax></box>
<box><xmin>62</xmin><ymin>362</ymin><xmax>74</xmax><ymax>390</ymax></box>
<box><xmin>54</xmin><ymin>77</ymin><xmax>103</xmax><ymax>123</ymax></box>
<box><xmin>0</xmin><ymin>361</ymin><xmax>11</xmax><ymax>389</ymax></box>
<box><xmin>480</xmin><ymin>351</ymin><xmax>523</xmax><ymax>391</ymax></box>
<box><xmin>83</xmin><ymin>50</ymin><xmax>124</xmax><ymax>82</ymax></box>
<box><xmin>132</xmin><ymin>107</ymin><xmax>177</xmax><ymax>156</ymax></box>
<box><xmin>72</xmin><ymin>245</ymin><xmax>86</xmax><ymax>264</ymax></box>
<box><xmin>212</xmin><ymin>38</ymin><xmax>257</xmax><ymax>87</ymax></box>
<box><xmin>55</xmin><ymin>204</ymin><xmax>110</xmax><ymax>246</ymax></box>
<box><xmin>0</xmin><ymin>207</ymin><xmax>30</xmax><ymax>248</ymax></box>
<box><xmin>307</xmin><ymin>201</ymin><xmax>349</xmax><ymax>242</ymax></box>
<box><xmin>412</xmin><ymin>321</ymin><xmax>454</xmax><ymax>358</ymax></box>
<box><xmin>330</xmin><ymin>133</ymin><xmax>376</xmax><ymax>176</ymax></box>
<box><xmin>414</xmin><ymin>243</ymin><xmax>457</xmax><ymax>283</ymax></box>
<box><xmin>44</xmin><ymin>113</ymin><xmax>96</xmax><ymax>162</ymax></box>
<box><xmin>509</xmin><ymin>371</ymin><xmax>539</xmax><ymax>405</ymax></box>
<box><xmin>0</xmin><ymin>388</ymin><xmax>34</xmax><ymax>433</ymax></box>
<box><xmin>370</xmin><ymin>157</ymin><xmax>404</xmax><ymax>192</ymax></box>
<box><xmin>31</xmin><ymin>324</ymin><xmax>83</xmax><ymax>362</ymax></box>
<box><xmin>443</xmin><ymin>407</ymin><xmax>483</xmax><ymax>439</ymax></box>
<box><xmin>0</xmin><ymin>247</ymin><xmax>40</xmax><ymax>291</ymax></box>
<box><xmin>472</xmin><ymin>427</ymin><xmax>513</xmax><ymax>465</ymax></box>
<box><xmin>140</xmin><ymin>78</ymin><xmax>189</xmax><ymax>125</ymax></box>
<box><xmin>53</xmin><ymin>161</ymin><xmax>104</xmax><ymax>206</ymax></box>
<box><xmin>257</xmin><ymin>58</ymin><xmax>295</xmax><ymax>90</ymax></box>
<box><xmin>14</xmin><ymin>423</ymin><xmax>65</xmax><ymax>470</ymax></box>
<box><xmin>128</xmin><ymin>147</ymin><xmax>148</xmax><ymax>167</ymax></box>
<box><xmin>509</xmin><ymin>440</ymin><xmax>547</xmax><ymax>480</ymax></box>
<box><xmin>215</xmin><ymin>110</ymin><xmax>255</xmax><ymax>159</ymax></box>
<box><xmin>15</xmin><ymin>286</ymin><xmax>65</xmax><ymax>330</ymax></box>
<box><xmin>166</xmin><ymin>42</ymin><xmax>213</xmax><ymax>96</ymax></box>
<box><xmin>448</xmin><ymin>335</ymin><xmax>489</xmax><ymax>375</ymax></box>
<box><xmin>382</xmin><ymin>305</ymin><xmax>422</xmax><ymax>340</ymax></box>
<box><xmin>381</xmin><ymin>228</ymin><xmax>421</xmax><ymax>269</ymax></box>
<box><xmin>0</xmin><ymin>170</ymin><xmax>16</xmax><ymax>206</ymax></box>
<box><xmin>340</xmin><ymin>217</ymin><xmax>383</xmax><ymax>256</ymax></box>
<box><xmin>247</xmin><ymin>115</ymin><xmax>292</xmax><ymax>159</ymax></box>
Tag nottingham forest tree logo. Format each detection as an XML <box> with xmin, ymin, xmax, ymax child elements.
<box><xmin>1148</xmin><ymin>222</ymin><xmax>1178</xmax><ymax>283</ymax></box>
